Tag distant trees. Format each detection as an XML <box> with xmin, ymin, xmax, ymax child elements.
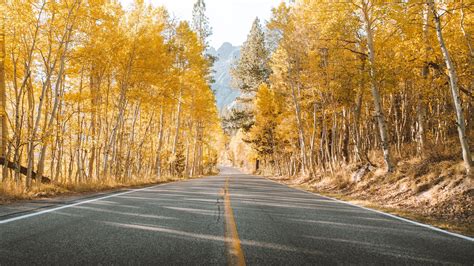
<box><xmin>1</xmin><ymin>0</ymin><xmax>222</xmax><ymax>190</ymax></box>
<box><xmin>192</xmin><ymin>0</ymin><xmax>212</xmax><ymax>46</ymax></box>
<box><xmin>240</xmin><ymin>1</ymin><xmax>474</xmax><ymax>176</ymax></box>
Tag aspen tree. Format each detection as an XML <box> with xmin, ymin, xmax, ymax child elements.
<box><xmin>248</xmin><ymin>0</ymin><xmax>473</xmax><ymax>177</ymax></box>
<box><xmin>358</xmin><ymin>0</ymin><xmax>394</xmax><ymax>172</ymax></box>
<box><xmin>0</xmin><ymin>0</ymin><xmax>6</xmax><ymax>181</ymax></box>
<box><xmin>429</xmin><ymin>0</ymin><xmax>472</xmax><ymax>174</ymax></box>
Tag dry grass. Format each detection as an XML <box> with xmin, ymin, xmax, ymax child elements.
<box><xmin>273</xmin><ymin>179</ymin><xmax>474</xmax><ymax>237</ymax></box>
<box><xmin>269</xmin><ymin>138</ymin><xmax>474</xmax><ymax>237</ymax></box>
<box><xmin>0</xmin><ymin>167</ymin><xmax>218</xmax><ymax>205</ymax></box>
<box><xmin>0</xmin><ymin>175</ymin><xmax>185</xmax><ymax>204</ymax></box>
<box><xmin>321</xmin><ymin>192</ymin><xmax>474</xmax><ymax>237</ymax></box>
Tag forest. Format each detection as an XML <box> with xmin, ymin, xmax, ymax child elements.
<box><xmin>0</xmin><ymin>0</ymin><xmax>472</xmax><ymax>213</ymax></box>
<box><xmin>228</xmin><ymin>0</ymin><xmax>473</xmax><ymax>179</ymax></box>
<box><xmin>0</xmin><ymin>0</ymin><xmax>222</xmax><ymax>195</ymax></box>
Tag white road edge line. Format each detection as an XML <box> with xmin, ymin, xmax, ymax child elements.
<box><xmin>263</xmin><ymin>176</ymin><xmax>474</xmax><ymax>242</ymax></box>
<box><xmin>0</xmin><ymin>183</ymin><xmax>171</xmax><ymax>225</ymax></box>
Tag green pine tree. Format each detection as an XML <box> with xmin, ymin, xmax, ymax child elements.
<box><xmin>231</xmin><ymin>18</ymin><xmax>270</xmax><ymax>94</ymax></box>
<box><xmin>192</xmin><ymin>0</ymin><xmax>212</xmax><ymax>47</ymax></box>
<box><xmin>229</xmin><ymin>18</ymin><xmax>270</xmax><ymax>132</ymax></box>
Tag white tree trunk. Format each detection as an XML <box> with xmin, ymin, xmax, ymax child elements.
<box><xmin>430</xmin><ymin>0</ymin><xmax>473</xmax><ymax>174</ymax></box>
<box><xmin>290</xmin><ymin>82</ymin><xmax>308</xmax><ymax>176</ymax></box>
<box><xmin>155</xmin><ymin>104</ymin><xmax>164</xmax><ymax>177</ymax></box>
<box><xmin>361</xmin><ymin>0</ymin><xmax>394</xmax><ymax>172</ymax></box>
<box><xmin>0</xmin><ymin>1</ymin><xmax>7</xmax><ymax>181</ymax></box>
<box><xmin>172</xmin><ymin>88</ymin><xmax>183</xmax><ymax>175</ymax></box>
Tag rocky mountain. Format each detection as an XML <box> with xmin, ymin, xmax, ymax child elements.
<box><xmin>209</xmin><ymin>42</ymin><xmax>241</xmax><ymax>114</ymax></box>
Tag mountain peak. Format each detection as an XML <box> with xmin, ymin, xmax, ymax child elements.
<box><xmin>218</xmin><ymin>42</ymin><xmax>233</xmax><ymax>51</ymax></box>
<box><xmin>217</xmin><ymin>42</ymin><xmax>237</xmax><ymax>59</ymax></box>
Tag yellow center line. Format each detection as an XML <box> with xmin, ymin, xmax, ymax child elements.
<box><xmin>223</xmin><ymin>177</ymin><xmax>246</xmax><ymax>266</ymax></box>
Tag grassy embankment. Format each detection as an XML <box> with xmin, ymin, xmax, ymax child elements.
<box><xmin>267</xmin><ymin>140</ymin><xmax>473</xmax><ymax>237</ymax></box>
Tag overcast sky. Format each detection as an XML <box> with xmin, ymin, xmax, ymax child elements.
<box><xmin>120</xmin><ymin>0</ymin><xmax>283</xmax><ymax>49</ymax></box>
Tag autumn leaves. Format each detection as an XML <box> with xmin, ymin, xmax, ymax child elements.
<box><xmin>229</xmin><ymin>1</ymin><xmax>473</xmax><ymax>176</ymax></box>
<box><xmin>1</xmin><ymin>0</ymin><xmax>221</xmax><ymax>190</ymax></box>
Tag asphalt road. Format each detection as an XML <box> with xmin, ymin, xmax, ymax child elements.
<box><xmin>0</xmin><ymin>167</ymin><xmax>472</xmax><ymax>265</ymax></box>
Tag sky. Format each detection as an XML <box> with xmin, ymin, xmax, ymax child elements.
<box><xmin>120</xmin><ymin>0</ymin><xmax>283</xmax><ymax>49</ymax></box>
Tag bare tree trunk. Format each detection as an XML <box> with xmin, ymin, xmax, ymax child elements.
<box><xmin>290</xmin><ymin>81</ymin><xmax>308</xmax><ymax>176</ymax></box>
<box><xmin>430</xmin><ymin>0</ymin><xmax>473</xmax><ymax>174</ymax></box>
<box><xmin>88</xmin><ymin>67</ymin><xmax>98</xmax><ymax>181</ymax></box>
<box><xmin>197</xmin><ymin>123</ymin><xmax>203</xmax><ymax>175</ymax></box>
<box><xmin>36</xmin><ymin>53</ymin><xmax>69</xmax><ymax>182</ymax></box>
<box><xmin>309</xmin><ymin>101</ymin><xmax>318</xmax><ymax>175</ymax></box>
<box><xmin>353</xmin><ymin>52</ymin><xmax>366</xmax><ymax>163</ymax></box>
<box><xmin>342</xmin><ymin>108</ymin><xmax>350</xmax><ymax>164</ymax></box>
<box><xmin>361</xmin><ymin>0</ymin><xmax>394</xmax><ymax>172</ymax></box>
<box><xmin>54</xmin><ymin>119</ymin><xmax>65</xmax><ymax>183</ymax></box>
<box><xmin>190</xmin><ymin>126</ymin><xmax>197</xmax><ymax>177</ymax></box>
<box><xmin>136</xmin><ymin>113</ymin><xmax>153</xmax><ymax>177</ymax></box>
<box><xmin>184</xmin><ymin>131</ymin><xmax>190</xmax><ymax>177</ymax></box>
<box><xmin>27</xmin><ymin>1</ymin><xmax>79</xmax><ymax>188</ymax></box>
<box><xmin>459</xmin><ymin>0</ymin><xmax>474</xmax><ymax>133</ymax></box>
<box><xmin>172</xmin><ymin>88</ymin><xmax>183</xmax><ymax>175</ymax></box>
<box><xmin>417</xmin><ymin>4</ymin><xmax>431</xmax><ymax>156</ymax></box>
<box><xmin>0</xmin><ymin>1</ymin><xmax>7</xmax><ymax>182</ymax></box>
<box><xmin>125</xmin><ymin>104</ymin><xmax>139</xmax><ymax>180</ymax></box>
<box><xmin>155</xmin><ymin>104</ymin><xmax>164</xmax><ymax>177</ymax></box>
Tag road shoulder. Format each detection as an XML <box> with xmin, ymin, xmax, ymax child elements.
<box><xmin>0</xmin><ymin>176</ymin><xmax>203</xmax><ymax>220</ymax></box>
<box><xmin>264</xmin><ymin>175</ymin><xmax>474</xmax><ymax>239</ymax></box>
